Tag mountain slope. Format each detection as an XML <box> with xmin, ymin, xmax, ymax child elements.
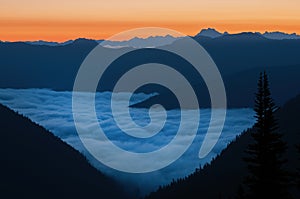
<box><xmin>1</xmin><ymin>36</ymin><xmax>300</xmax><ymax>108</ymax></box>
<box><xmin>146</xmin><ymin>94</ymin><xmax>300</xmax><ymax>199</ymax></box>
<box><xmin>132</xmin><ymin>64</ymin><xmax>300</xmax><ymax>109</ymax></box>
<box><xmin>0</xmin><ymin>38</ymin><xmax>98</xmax><ymax>90</ymax></box>
<box><xmin>133</xmin><ymin>35</ymin><xmax>300</xmax><ymax>108</ymax></box>
<box><xmin>0</xmin><ymin>104</ymin><xmax>126</xmax><ymax>199</ymax></box>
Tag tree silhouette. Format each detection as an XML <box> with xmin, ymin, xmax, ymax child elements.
<box><xmin>235</xmin><ymin>185</ymin><xmax>246</xmax><ymax>199</ymax></box>
<box><xmin>243</xmin><ymin>71</ymin><xmax>290</xmax><ymax>198</ymax></box>
<box><xmin>297</xmin><ymin>144</ymin><xmax>300</xmax><ymax>190</ymax></box>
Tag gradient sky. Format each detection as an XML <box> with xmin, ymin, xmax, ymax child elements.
<box><xmin>1</xmin><ymin>0</ymin><xmax>300</xmax><ymax>41</ymax></box>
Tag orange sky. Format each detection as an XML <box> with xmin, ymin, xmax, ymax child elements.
<box><xmin>1</xmin><ymin>0</ymin><xmax>300</xmax><ymax>41</ymax></box>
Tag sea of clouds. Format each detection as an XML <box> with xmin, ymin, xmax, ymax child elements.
<box><xmin>0</xmin><ymin>88</ymin><xmax>255</xmax><ymax>196</ymax></box>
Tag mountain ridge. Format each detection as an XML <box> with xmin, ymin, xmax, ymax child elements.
<box><xmin>1</xmin><ymin>34</ymin><xmax>300</xmax><ymax>108</ymax></box>
<box><xmin>1</xmin><ymin>28</ymin><xmax>299</xmax><ymax>48</ymax></box>
<box><xmin>0</xmin><ymin>103</ymin><xmax>127</xmax><ymax>199</ymax></box>
<box><xmin>196</xmin><ymin>28</ymin><xmax>300</xmax><ymax>40</ymax></box>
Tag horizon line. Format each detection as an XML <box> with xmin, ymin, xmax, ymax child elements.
<box><xmin>1</xmin><ymin>28</ymin><xmax>300</xmax><ymax>43</ymax></box>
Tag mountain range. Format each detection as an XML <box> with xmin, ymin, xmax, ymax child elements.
<box><xmin>196</xmin><ymin>28</ymin><xmax>300</xmax><ymax>40</ymax></box>
<box><xmin>0</xmin><ymin>33</ymin><xmax>299</xmax><ymax>108</ymax></box>
<box><xmin>1</xmin><ymin>28</ymin><xmax>299</xmax><ymax>48</ymax></box>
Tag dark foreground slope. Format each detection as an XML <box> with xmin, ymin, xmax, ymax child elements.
<box><xmin>146</xmin><ymin>94</ymin><xmax>300</xmax><ymax>199</ymax></box>
<box><xmin>0</xmin><ymin>104</ymin><xmax>126</xmax><ymax>199</ymax></box>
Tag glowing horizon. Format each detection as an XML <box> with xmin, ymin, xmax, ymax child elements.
<box><xmin>1</xmin><ymin>0</ymin><xmax>300</xmax><ymax>42</ymax></box>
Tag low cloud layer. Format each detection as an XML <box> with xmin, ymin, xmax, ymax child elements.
<box><xmin>0</xmin><ymin>89</ymin><xmax>254</xmax><ymax>196</ymax></box>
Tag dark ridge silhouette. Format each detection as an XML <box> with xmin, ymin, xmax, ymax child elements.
<box><xmin>0</xmin><ymin>104</ymin><xmax>127</xmax><ymax>199</ymax></box>
<box><xmin>127</xmin><ymin>36</ymin><xmax>300</xmax><ymax>108</ymax></box>
<box><xmin>0</xmin><ymin>38</ymin><xmax>98</xmax><ymax>90</ymax></box>
<box><xmin>222</xmin><ymin>65</ymin><xmax>300</xmax><ymax>108</ymax></box>
<box><xmin>215</xmin><ymin>32</ymin><xmax>267</xmax><ymax>42</ymax></box>
<box><xmin>132</xmin><ymin>65</ymin><xmax>300</xmax><ymax>109</ymax></box>
<box><xmin>145</xmin><ymin>93</ymin><xmax>300</xmax><ymax>199</ymax></box>
<box><xmin>193</xmin><ymin>34</ymin><xmax>300</xmax><ymax>75</ymax></box>
<box><xmin>194</xmin><ymin>28</ymin><xmax>300</xmax><ymax>40</ymax></box>
<box><xmin>0</xmin><ymin>36</ymin><xmax>300</xmax><ymax>108</ymax></box>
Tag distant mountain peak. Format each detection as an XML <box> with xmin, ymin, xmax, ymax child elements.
<box><xmin>24</xmin><ymin>40</ymin><xmax>73</xmax><ymax>46</ymax></box>
<box><xmin>221</xmin><ymin>32</ymin><xmax>266</xmax><ymax>40</ymax></box>
<box><xmin>196</xmin><ymin>28</ymin><xmax>223</xmax><ymax>38</ymax></box>
<box><xmin>262</xmin><ymin>31</ymin><xmax>300</xmax><ymax>40</ymax></box>
<box><xmin>100</xmin><ymin>34</ymin><xmax>180</xmax><ymax>48</ymax></box>
<box><xmin>195</xmin><ymin>28</ymin><xmax>300</xmax><ymax>40</ymax></box>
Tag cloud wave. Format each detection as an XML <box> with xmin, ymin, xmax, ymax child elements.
<box><xmin>0</xmin><ymin>88</ymin><xmax>254</xmax><ymax>196</ymax></box>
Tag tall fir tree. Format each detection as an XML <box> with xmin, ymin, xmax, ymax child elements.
<box><xmin>235</xmin><ymin>185</ymin><xmax>246</xmax><ymax>199</ymax></box>
<box><xmin>297</xmin><ymin>144</ymin><xmax>300</xmax><ymax>190</ymax></box>
<box><xmin>244</xmin><ymin>71</ymin><xmax>290</xmax><ymax>198</ymax></box>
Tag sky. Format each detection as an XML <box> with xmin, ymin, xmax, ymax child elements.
<box><xmin>0</xmin><ymin>0</ymin><xmax>300</xmax><ymax>41</ymax></box>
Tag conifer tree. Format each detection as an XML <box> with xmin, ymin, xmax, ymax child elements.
<box><xmin>235</xmin><ymin>185</ymin><xmax>246</xmax><ymax>199</ymax></box>
<box><xmin>244</xmin><ymin>71</ymin><xmax>290</xmax><ymax>198</ymax></box>
<box><xmin>296</xmin><ymin>144</ymin><xmax>300</xmax><ymax>190</ymax></box>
